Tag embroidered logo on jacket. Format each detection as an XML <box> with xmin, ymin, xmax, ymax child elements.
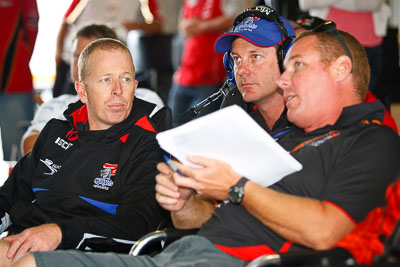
<box><xmin>55</xmin><ymin>137</ymin><xmax>73</xmax><ymax>150</ymax></box>
<box><xmin>40</xmin><ymin>159</ymin><xmax>61</xmax><ymax>175</ymax></box>
<box><xmin>93</xmin><ymin>163</ymin><xmax>118</xmax><ymax>190</ymax></box>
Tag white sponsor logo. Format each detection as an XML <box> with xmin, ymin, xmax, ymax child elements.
<box><xmin>55</xmin><ymin>137</ymin><xmax>73</xmax><ymax>150</ymax></box>
<box><xmin>40</xmin><ymin>159</ymin><xmax>61</xmax><ymax>175</ymax></box>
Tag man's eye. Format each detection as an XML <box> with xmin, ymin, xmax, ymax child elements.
<box><xmin>100</xmin><ymin>77</ymin><xmax>110</xmax><ymax>83</ymax></box>
<box><xmin>232</xmin><ymin>56</ymin><xmax>241</xmax><ymax>63</ymax></box>
<box><xmin>121</xmin><ymin>77</ymin><xmax>130</xmax><ymax>82</ymax></box>
<box><xmin>295</xmin><ymin>61</ymin><xmax>303</xmax><ymax>67</ymax></box>
<box><xmin>253</xmin><ymin>54</ymin><xmax>261</xmax><ymax>60</ymax></box>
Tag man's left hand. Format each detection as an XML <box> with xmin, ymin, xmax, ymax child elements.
<box><xmin>3</xmin><ymin>223</ymin><xmax>62</xmax><ymax>261</ymax></box>
<box><xmin>176</xmin><ymin>155</ymin><xmax>242</xmax><ymax>200</ymax></box>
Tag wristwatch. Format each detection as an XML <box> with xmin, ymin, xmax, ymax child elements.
<box><xmin>228</xmin><ymin>177</ymin><xmax>249</xmax><ymax>204</ymax></box>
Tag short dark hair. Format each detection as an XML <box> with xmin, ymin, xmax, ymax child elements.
<box><xmin>295</xmin><ymin>31</ymin><xmax>370</xmax><ymax>100</ymax></box>
<box><xmin>75</xmin><ymin>24</ymin><xmax>118</xmax><ymax>41</ymax></box>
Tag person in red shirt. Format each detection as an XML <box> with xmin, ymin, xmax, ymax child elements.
<box><xmin>0</xmin><ymin>0</ymin><xmax>39</xmax><ymax>161</ymax></box>
<box><xmin>168</xmin><ymin>0</ymin><xmax>246</xmax><ymax>126</ymax></box>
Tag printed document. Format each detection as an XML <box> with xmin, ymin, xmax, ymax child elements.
<box><xmin>156</xmin><ymin>105</ymin><xmax>302</xmax><ymax>187</ymax></box>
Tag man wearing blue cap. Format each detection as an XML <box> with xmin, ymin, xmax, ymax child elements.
<box><xmin>12</xmin><ymin>6</ymin><xmax>400</xmax><ymax>267</ymax></box>
<box><xmin>216</xmin><ymin>5</ymin><xmax>295</xmax><ymax>132</ymax></box>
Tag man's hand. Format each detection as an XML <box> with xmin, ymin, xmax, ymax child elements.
<box><xmin>155</xmin><ymin>162</ymin><xmax>193</xmax><ymax>211</ymax></box>
<box><xmin>174</xmin><ymin>155</ymin><xmax>242</xmax><ymax>200</ymax></box>
<box><xmin>156</xmin><ymin>161</ymin><xmax>217</xmax><ymax>229</ymax></box>
<box><xmin>3</xmin><ymin>224</ymin><xmax>62</xmax><ymax>261</ymax></box>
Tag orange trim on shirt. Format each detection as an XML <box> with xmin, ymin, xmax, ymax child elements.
<box><xmin>323</xmin><ymin>200</ymin><xmax>357</xmax><ymax>225</ymax></box>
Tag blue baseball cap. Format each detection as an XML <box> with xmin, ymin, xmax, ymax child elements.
<box><xmin>215</xmin><ymin>15</ymin><xmax>295</xmax><ymax>53</ymax></box>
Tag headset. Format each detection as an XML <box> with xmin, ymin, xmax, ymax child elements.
<box><xmin>223</xmin><ymin>5</ymin><xmax>294</xmax><ymax>84</ymax></box>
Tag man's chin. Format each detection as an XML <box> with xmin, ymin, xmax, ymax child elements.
<box><xmin>242</xmin><ymin>93</ymin><xmax>257</xmax><ymax>103</ymax></box>
<box><xmin>108</xmin><ymin>113</ymin><xmax>129</xmax><ymax>125</ymax></box>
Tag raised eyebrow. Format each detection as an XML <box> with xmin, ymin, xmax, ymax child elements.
<box><xmin>286</xmin><ymin>53</ymin><xmax>303</xmax><ymax>64</ymax></box>
<box><xmin>121</xmin><ymin>72</ymin><xmax>133</xmax><ymax>76</ymax></box>
<box><xmin>250</xmin><ymin>49</ymin><xmax>263</xmax><ymax>54</ymax></box>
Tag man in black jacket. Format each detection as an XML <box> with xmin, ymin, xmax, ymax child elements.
<box><xmin>0</xmin><ymin>38</ymin><xmax>169</xmax><ymax>266</ymax></box>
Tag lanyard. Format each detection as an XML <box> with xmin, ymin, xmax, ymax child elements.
<box><xmin>272</xmin><ymin>119</ymin><xmax>380</xmax><ymax>154</ymax></box>
<box><xmin>289</xmin><ymin>130</ymin><xmax>340</xmax><ymax>153</ymax></box>
<box><xmin>272</xmin><ymin>127</ymin><xmax>341</xmax><ymax>153</ymax></box>
<box><xmin>272</xmin><ymin>128</ymin><xmax>292</xmax><ymax>140</ymax></box>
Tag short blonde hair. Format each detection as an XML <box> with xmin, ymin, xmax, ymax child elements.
<box><xmin>78</xmin><ymin>38</ymin><xmax>135</xmax><ymax>82</ymax></box>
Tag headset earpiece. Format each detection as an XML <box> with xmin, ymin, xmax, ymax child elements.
<box><xmin>223</xmin><ymin>52</ymin><xmax>236</xmax><ymax>85</ymax></box>
<box><xmin>278</xmin><ymin>38</ymin><xmax>293</xmax><ymax>73</ymax></box>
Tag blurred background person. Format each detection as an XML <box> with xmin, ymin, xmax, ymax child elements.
<box><xmin>168</xmin><ymin>0</ymin><xmax>248</xmax><ymax>126</ymax></box>
<box><xmin>53</xmin><ymin>0</ymin><xmax>162</xmax><ymax>97</ymax></box>
<box><xmin>0</xmin><ymin>0</ymin><xmax>39</xmax><ymax>161</ymax></box>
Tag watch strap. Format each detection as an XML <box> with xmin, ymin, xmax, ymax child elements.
<box><xmin>235</xmin><ymin>177</ymin><xmax>249</xmax><ymax>188</ymax></box>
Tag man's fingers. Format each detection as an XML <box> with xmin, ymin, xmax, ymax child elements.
<box><xmin>173</xmin><ymin>173</ymin><xmax>202</xmax><ymax>191</ymax></box>
<box><xmin>12</xmin><ymin>240</ymin><xmax>32</xmax><ymax>262</ymax></box>
<box><xmin>155</xmin><ymin>181</ymin><xmax>180</xmax><ymax>199</ymax></box>
<box><xmin>155</xmin><ymin>193</ymin><xmax>178</xmax><ymax>206</ymax></box>
<box><xmin>6</xmin><ymin>234</ymin><xmax>26</xmax><ymax>259</ymax></box>
<box><xmin>2</xmin><ymin>235</ymin><xmax>18</xmax><ymax>242</ymax></box>
<box><xmin>186</xmin><ymin>155</ymin><xmax>214</xmax><ymax>167</ymax></box>
<box><xmin>156</xmin><ymin>173</ymin><xmax>178</xmax><ymax>189</ymax></box>
<box><xmin>157</xmin><ymin>162</ymin><xmax>172</xmax><ymax>175</ymax></box>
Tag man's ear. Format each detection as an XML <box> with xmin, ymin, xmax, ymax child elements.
<box><xmin>331</xmin><ymin>55</ymin><xmax>352</xmax><ymax>82</ymax></box>
<box><xmin>75</xmin><ymin>81</ymin><xmax>88</xmax><ymax>104</ymax></box>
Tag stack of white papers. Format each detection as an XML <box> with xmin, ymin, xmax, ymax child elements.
<box><xmin>156</xmin><ymin>105</ymin><xmax>302</xmax><ymax>187</ymax></box>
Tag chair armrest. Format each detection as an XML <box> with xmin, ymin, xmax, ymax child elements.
<box><xmin>129</xmin><ymin>228</ymin><xmax>199</xmax><ymax>256</ymax></box>
<box><xmin>77</xmin><ymin>237</ymin><xmax>134</xmax><ymax>253</ymax></box>
<box><xmin>246</xmin><ymin>248</ymin><xmax>355</xmax><ymax>267</ymax></box>
<box><xmin>247</xmin><ymin>250</ymin><xmax>321</xmax><ymax>267</ymax></box>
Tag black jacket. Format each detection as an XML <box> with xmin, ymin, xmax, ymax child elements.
<box><xmin>0</xmin><ymin>98</ymin><xmax>169</xmax><ymax>249</ymax></box>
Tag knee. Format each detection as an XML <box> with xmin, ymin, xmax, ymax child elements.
<box><xmin>0</xmin><ymin>240</ymin><xmax>12</xmax><ymax>266</ymax></box>
<box><xmin>11</xmin><ymin>253</ymin><xmax>37</xmax><ymax>267</ymax></box>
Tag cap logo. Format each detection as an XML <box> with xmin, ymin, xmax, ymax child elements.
<box><xmin>234</xmin><ymin>17</ymin><xmax>258</xmax><ymax>33</ymax></box>
<box><xmin>253</xmin><ymin>6</ymin><xmax>274</xmax><ymax>16</ymax></box>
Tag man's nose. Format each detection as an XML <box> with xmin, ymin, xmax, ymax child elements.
<box><xmin>112</xmin><ymin>80</ymin><xmax>122</xmax><ymax>96</ymax></box>
<box><xmin>236</xmin><ymin>60</ymin><xmax>250</xmax><ymax>76</ymax></box>
<box><xmin>277</xmin><ymin>69</ymin><xmax>290</xmax><ymax>90</ymax></box>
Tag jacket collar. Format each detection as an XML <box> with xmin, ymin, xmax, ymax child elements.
<box><xmin>64</xmin><ymin>98</ymin><xmax>157</xmax><ymax>142</ymax></box>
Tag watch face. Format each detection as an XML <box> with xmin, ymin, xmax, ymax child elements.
<box><xmin>229</xmin><ymin>186</ymin><xmax>244</xmax><ymax>204</ymax></box>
